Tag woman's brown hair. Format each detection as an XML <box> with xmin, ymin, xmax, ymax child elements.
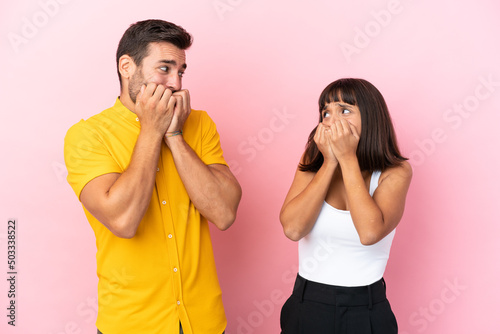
<box><xmin>299</xmin><ymin>78</ymin><xmax>407</xmax><ymax>172</ymax></box>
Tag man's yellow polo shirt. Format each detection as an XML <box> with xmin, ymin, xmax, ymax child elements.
<box><xmin>64</xmin><ymin>98</ymin><xmax>227</xmax><ymax>334</ymax></box>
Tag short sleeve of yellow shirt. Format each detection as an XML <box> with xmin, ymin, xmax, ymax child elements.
<box><xmin>64</xmin><ymin>98</ymin><xmax>228</xmax><ymax>334</ymax></box>
<box><xmin>64</xmin><ymin>117</ymin><xmax>123</xmax><ymax>199</ymax></box>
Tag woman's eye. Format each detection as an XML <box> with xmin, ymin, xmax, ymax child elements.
<box><xmin>178</xmin><ymin>72</ymin><xmax>184</xmax><ymax>78</ymax></box>
<box><xmin>323</xmin><ymin>111</ymin><xmax>330</xmax><ymax>118</ymax></box>
<box><xmin>342</xmin><ymin>109</ymin><xmax>351</xmax><ymax>114</ymax></box>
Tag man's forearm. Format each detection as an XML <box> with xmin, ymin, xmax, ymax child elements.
<box><xmin>90</xmin><ymin>130</ymin><xmax>164</xmax><ymax>237</ymax></box>
<box><xmin>165</xmin><ymin>135</ymin><xmax>241</xmax><ymax>230</ymax></box>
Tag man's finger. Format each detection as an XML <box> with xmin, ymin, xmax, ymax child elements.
<box><xmin>159</xmin><ymin>88</ymin><xmax>173</xmax><ymax>111</ymax></box>
<box><xmin>166</xmin><ymin>92</ymin><xmax>177</xmax><ymax>112</ymax></box>
<box><xmin>173</xmin><ymin>89</ymin><xmax>189</xmax><ymax>98</ymax></box>
<box><xmin>143</xmin><ymin>82</ymin><xmax>157</xmax><ymax>98</ymax></box>
<box><xmin>174</xmin><ymin>95</ymin><xmax>183</xmax><ymax>112</ymax></box>
<box><xmin>173</xmin><ymin>91</ymin><xmax>188</xmax><ymax>107</ymax></box>
<box><xmin>136</xmin><ymin>85</ymin><xmax>146</xmax><ymax>101</ymax></box>
<box><xmin>152</xmin><ymin>84</ymin><xmax>166</xmax><ymax>100</ymax></box>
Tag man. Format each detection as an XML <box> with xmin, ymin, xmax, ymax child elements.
<box><xmin>64</xmin><ymin>19</ymin><xmax>241</xmax><ymax>334</ymax></box>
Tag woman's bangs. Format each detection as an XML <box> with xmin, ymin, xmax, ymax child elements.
<box><xmin>319</xmin><ymin>83</ymin><xmax>358</xmax><ymax>109</ymax></box>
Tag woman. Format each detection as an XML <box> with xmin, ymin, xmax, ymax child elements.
<box><xmin>280</xmin><ymin>78</ymin><xmax>412</xmax><ymax>333</ymax></box>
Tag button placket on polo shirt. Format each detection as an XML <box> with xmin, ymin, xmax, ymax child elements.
<box><xmin>156</xmin><ymin>147</ymin><xmax>184</xmax><ymax>311</ymax></box>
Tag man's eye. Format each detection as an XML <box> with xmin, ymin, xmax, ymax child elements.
<box><xmin>160</xmin><ymin>66</ymin><xmax>169</xmax><ymax>72</ymax></box>
<box><xmin>178</xmin><ymin>72</ymin><xmax>184</xmax><ymax>78</ymax></box>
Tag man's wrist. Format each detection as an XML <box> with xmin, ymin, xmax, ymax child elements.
<box><xmin>164</xmin><ymin>131</ymin><xmax>184</xmax><ymax>147</ymax></box>
<box><xmin>139</xmin><ymin>127</ymin><xmax>165</xmax><ymax>143</ymax></box>
<box><xmin>165</xmin><ymin>130</ymin><xmax>182</xmax><ymax>138</ymax></box>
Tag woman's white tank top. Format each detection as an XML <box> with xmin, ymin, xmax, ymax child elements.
<box><xmin>298</xmin><ymin>171</ymin><xmax>395</xmax><ymax>287</ymax></box>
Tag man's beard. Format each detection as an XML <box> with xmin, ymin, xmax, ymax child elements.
<box><xmin>128</xmin><ymin>68</ymin><xmax>145</xmax><ymax>104</ymax></box>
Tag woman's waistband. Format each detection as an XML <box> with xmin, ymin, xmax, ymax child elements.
<box><xmin>292</xmin><ymin>274</ymin><xmax>387</xmax><ymax>308</ymax></box>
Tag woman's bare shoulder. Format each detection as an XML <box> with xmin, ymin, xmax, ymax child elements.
<box><xmin>379</xmin><ymin>160</ymin><xmax>413</xmax><ymax>184</ymax></box>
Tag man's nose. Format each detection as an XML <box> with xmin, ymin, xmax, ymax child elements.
<box><xmin>166</xmin><ymin>74</ymin><xmax>181</xmax><ymax>92</ymax></box>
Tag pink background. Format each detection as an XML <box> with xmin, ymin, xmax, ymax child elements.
<box><xmin>1</xmin><ymin>0</ymin><xmax>499</xmax><ymax>333</ymax></box>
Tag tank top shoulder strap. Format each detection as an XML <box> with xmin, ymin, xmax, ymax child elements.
<box><xmin>369</xmin><ymin>170</ymin><xmax>382</xmax><ymax>196</ymax></box>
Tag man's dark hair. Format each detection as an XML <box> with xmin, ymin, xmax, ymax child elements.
<box><xmin>299</xmin><ymin>78</ymin><xmax>408</xmax><ymax>173</ymax></box>
<box><xmin>116</xmin><ymin>19</ymin><xmax>193</xmax><ymax>87</ymax></box>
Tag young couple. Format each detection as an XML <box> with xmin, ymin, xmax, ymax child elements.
<box><xmin>64</xmin><ymin>19</ymin><xmax>411</xmax><ymax>334</ymax></box>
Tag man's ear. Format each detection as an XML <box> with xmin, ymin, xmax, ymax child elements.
<box><xmin>118</xmin><ymin>55</ymin><xmax>136</xmax><ymax>82</ymax></box>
